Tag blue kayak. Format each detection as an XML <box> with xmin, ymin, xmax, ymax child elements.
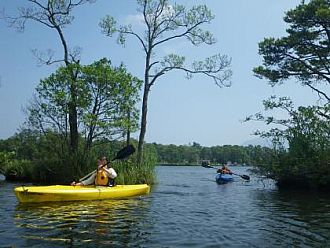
<box><xmin>215</xmin><ymin>173</ymin><xmax>234</xmax><ymax>184</ymax></box>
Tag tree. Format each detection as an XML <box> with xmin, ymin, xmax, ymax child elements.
<box><xmin>80</xmin><ymin>59</ymin><xmax>142</xmax><ymax>151</ymax></box>
<box><xmin>246</xmin><ymin>96</ymin><xmax>327</xmax><ymax>145</ymax></box>
<box><xmin>27</xmin><ymin>59</ymin><xmax>141</xmax><ymax>171</ymax></box>
<box><xmin>254</xmin><ymin>0</ymin><xmax>330</xmax><ymax>103</ymax></box>
<box><xmin>246</xmin><ymin>96</ymin><xmax>330</xmax><ymax>188</ymax></box>
<box><xmin>2</xmin><ymin>0</ymin><xmax>96</xmax><ymax>154</ymax></box>
<box><xmin>100</xmin><ymin>0</ymin><xmax>232</xmax><ymax>163</ymax></box>
<box><xmin>251</xmin><ymin>0</ymin><xmax>330</xmax><ymax>188</ymax></box>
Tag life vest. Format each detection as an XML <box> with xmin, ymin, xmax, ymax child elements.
<box><xmin>95</xmin><ymin>169</ymin><xmax>109</xmax><ymax>186</ymax></box>
<box><xmin>218</xmin><ymin>168</ymin><xmax>231</xmax><ymax>174</ymax></box>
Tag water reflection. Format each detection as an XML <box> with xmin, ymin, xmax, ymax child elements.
<box><xmin>14</xmin><ymin>198</ymin><xmax>152</xmax><ymax>247</ymax></box>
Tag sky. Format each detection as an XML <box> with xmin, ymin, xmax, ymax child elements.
<box><xmin>0</xmin><ymin>0</ymin><xmax>320</xmax><ymax>147</ymax></box>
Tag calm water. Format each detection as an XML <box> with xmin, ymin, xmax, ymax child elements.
<box><xmin>1</xmin><ymin>166</ymin><xmax>330</xmax><ymax>247</ymax></box>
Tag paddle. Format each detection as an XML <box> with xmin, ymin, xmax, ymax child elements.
<box><xmin>79</xmin><ymin>144</ymin><xmax>136</xmax><ymax>182</ymax></box>
<box><xmin>201</xmin><ymin>163</ymin><xmax>250</xmax><ymax>181</ymax></box>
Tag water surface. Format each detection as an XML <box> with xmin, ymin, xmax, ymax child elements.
<box><xmin>1</xmin><ymin>166</ymin><xmax>330</xmax><ymax>247</ymax></box>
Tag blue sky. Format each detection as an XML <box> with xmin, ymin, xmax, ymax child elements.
<box><xmin>0</xmin><ymin>0</ymin><xmax>319</xmax><ymax>147</ymax></box>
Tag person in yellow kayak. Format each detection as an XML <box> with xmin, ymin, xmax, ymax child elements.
<box><xmin>217</xmin><ymin>165</ymin><xmax>232</xmax><ymax>174</ymax></box>
<box><xmin>71</xmin><ymin>156</ymin><xmax>117</xmax><ymax>186</ymax></box>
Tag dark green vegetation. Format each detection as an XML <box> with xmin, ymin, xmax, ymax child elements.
<box><xmin>0</xmin><ymin>132</ymin><xmax>157</xmax><ymax>184</ymax></box>
<box><xmin>249</xmin><ymin>0</ymin><xmax>330</xmax><ymax>189</ymax></box>
<box><xmin>0</xmin><ymin>132</ymin><xmax>268</xmax><ymax>183</ymax></box>
<box><xmin>153</xmin><ymin>142</ymin><xmax>272</xmax><ymax>166</ymax></box>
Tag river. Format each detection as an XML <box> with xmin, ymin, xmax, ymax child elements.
<box><xmin>1</xmin><ymin>166</ymin><xmax>330</xmax><ymax>247</ymax></box>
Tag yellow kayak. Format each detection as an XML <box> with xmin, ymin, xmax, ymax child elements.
<box><xmin>14</xmin><ymin>184</ymin><xmax>150</xmax><ymax>203</ymax></box>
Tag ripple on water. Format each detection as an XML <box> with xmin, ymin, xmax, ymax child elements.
<box><xmin>2</xmin><ymin>167</ymin><xmax>330</xmax><ymax>247</ymax></box>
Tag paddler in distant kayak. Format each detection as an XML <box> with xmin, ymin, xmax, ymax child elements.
<box><xmin>217</xmin><ymin>165</ymin><xmax>232</xmax><ymax>174</ymax></box>
<box><xmin>71</xmin><ymin>156</ymin><xmax>117</xmax><ymax>186</ymax></box>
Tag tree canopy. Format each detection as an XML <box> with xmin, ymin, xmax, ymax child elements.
<box><xmin>251</xmin><ymin>0</ymin><xmax>330</xmax><ymax>189</ymax></box>
<box><xmin>27</xmin><ymin>58</ymin><xmax>142</xmax><ymax>154</ymax></box>
<box><xmin>254</xmin><ymin>0</ymin><xmax>330</xmax><ymax>102</ymax></box>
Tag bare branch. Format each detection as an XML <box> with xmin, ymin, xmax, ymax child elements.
<box><xmin>3</xmin><ymin>0</ymin><xmax>94</xmax><ymax>65</ymax></box>
<box><xmin>119</xmin><ymin>28</ymin><xmax>148</xmax><ymax>54</ymax></box>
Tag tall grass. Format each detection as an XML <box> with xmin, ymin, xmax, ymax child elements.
<box><xmin>2</xmin><ymin>160</ymin><xmax>34</xmax><ymax>181</ymax></box>
<box><xmin>114</xmin><ymin>151</ymin><xmax>157</xmax><ymax>185</ymax></box>
<box><xmin>2</xmin><ymin>136</ymin><xmax>157</xmax><ymax>185</ymax></box>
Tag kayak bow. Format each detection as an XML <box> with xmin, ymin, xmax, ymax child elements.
<box><xmin>215</xmin><ymin>173</ymin><xmax>234</xmax><ymax>185</ymax></box>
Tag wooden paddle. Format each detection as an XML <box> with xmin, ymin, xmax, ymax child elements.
<box><xmin>79</xmin><ymin>144</ymin><xmax>136</xmax><ymax>182</ymax></box>
<box><xmin>201</xmin><ymin>163</ymin><xmax>250</xmax><ymax>181</ymax></box>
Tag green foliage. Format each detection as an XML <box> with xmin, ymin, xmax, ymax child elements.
<box><xmin>151</xmin><ymin>142</ymin><xmax>273</xmax><ymax>166</ymax></box>
<box><xmin>3</xmin><ymin>160</ymin><xmax>34</xmax><ymax>181</ymax></box>
<box><xmin>254</xmin><ymin>0</ymin><xmax>330</xmax><ymax>101</ymax></box>
<box><xmin>251</xmin><ymin>0</ymin><xmax>330</xmax><ymax>189</ymax></box>
<box><xmin>247</xmin><ymin>97</ymin><xmax>330</xmax><ymax>189</ymax></box>
<box><xmin>114</xmin><ymin>145</ymin><xmax>157</xmax><ymax>185</ymax></box>
<box><xmin>24</xmin><ymin>58</ymin><xmax>142</xmax><ymax>180</ymax></box>
<box><xmin>0</xmin><ymin>131</ymin><xmax>156</xmax><ymax>185</ymax></box>
<box><xmin>0</xmin><ymin>145</ymin><xmax>35</xmax><ymax>180</ymax></box>
<box><xmin>79</xmin><ymin>59</ymin><xmax>142</xmax><ymax>141</ymax></box>
<box><xmin>0</xmin><ymin>151</ymin><xmax>15</xmax><ymax>174</ymax></box>
<box><xmin>28</xmin><ymin>58</ymin><xmax>141</xmax><ymax>148</ymax></box>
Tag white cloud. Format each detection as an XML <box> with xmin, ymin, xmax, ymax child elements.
<box><xmin>124</xmin><ymin>14</ymin><xmax>144</xmax><ymax>26</ymax></box>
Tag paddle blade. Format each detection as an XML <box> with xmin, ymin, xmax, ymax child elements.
<box><xmin>201</xmin><ymin>163</ymin><xmax>215</xmax><ymax>169</ymax></box>
<box><xmin>201</xmin><ymin>163</ymin><xmax>212</xmax><ymax>168</ymax></box>
<box><xmin>241</xmin><ymin>174</ymin><xmax>250</xmax><ymax>181</ymax></box>
<box><xmin>112</xmin><ymin>145</ymin><xmax>136</xmax><ymax>161</ymax></box>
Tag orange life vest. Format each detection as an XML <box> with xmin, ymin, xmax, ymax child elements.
<box><xmin>95</xmin><ymin>169</ymin><xmax>109</xmax><ymax>186</ymax></box>
<box><xmin>218</xmin><ymin>167</ymin><xmax>231</xmax><ymax>174</ymax></box>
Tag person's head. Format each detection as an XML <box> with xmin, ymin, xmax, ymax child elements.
<box><xmin>101</xmin><ymin>156</ymin><xmax>107</xmax><ymax>164</ymax></box>
<box><xmin>97</xmin><ymin>156</ymin><xmax>107</xmax><ymax>166</ymax></box>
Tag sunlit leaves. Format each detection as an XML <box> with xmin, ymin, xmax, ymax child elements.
<box><xmin>192</xmin><ymin>54</ymin><xmax>232</xmax><ymax>87</ymax></box>
<box><xmin>99</xmin><ymin>15</ymin><xmax>117</xmax><ymax>37</ymax></box>
<box><xmin>27</xmin><ymin>59</ymin><xmax>142</xmax><ymax>146</ymax></box>
<box><xmin>160</xmin><ymin>54</ymin><xmax>185</xmax><ymax>67</ymax></box>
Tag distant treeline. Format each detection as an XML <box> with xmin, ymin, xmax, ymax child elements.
<box><xmin>149</xmin><ymin>142</ymin><xmax>273</xmax><ymax>166</ymax></box>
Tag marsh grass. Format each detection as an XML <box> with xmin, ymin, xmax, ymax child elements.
<box><xmin>3</xmin><ymin>160</ymin><xmax>34</xmax><ymax>181</ymax></box>
<box><xmin>114</xmin><ymin>152</ymin><xmax>157</xmax><ymax>185</ymax></box>
<box><xmin>3</xmin><ymin>139</ymin><xmax>157</xmax><ymax>185</ymax></box>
